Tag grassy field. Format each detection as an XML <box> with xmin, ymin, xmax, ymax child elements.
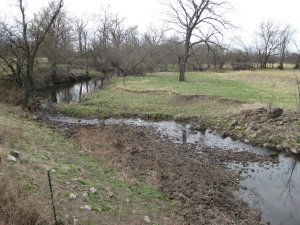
<box><xmin>58</xmin><ymin>70</ymin><xmax>300</xmax><ymax>121</ymax></box>
<box><xmin>0</xmin><ymin>104</ymin><xmax>175</xmax><ymax>225</ymax></box>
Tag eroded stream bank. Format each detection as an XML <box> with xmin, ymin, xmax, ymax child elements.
<box><xmin>36</xmin><ymin>78</ymin><xmax>300</xmax><ymax>225</ymax></box>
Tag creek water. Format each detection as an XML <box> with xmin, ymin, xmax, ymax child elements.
<box><xmin>41</xmin><ymin>79</ymin><xmax>300</xmax><ymax>225</ymax></box>
<box><xmin>39</xmin><ymin>78</ymin><xmax>104</xmax><ymax>107</ymax></box>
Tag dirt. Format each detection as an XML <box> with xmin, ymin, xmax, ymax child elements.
<box><xmin>216</xmin><ymin>107</ymin><xmax>300</xmax><ymax>155</ymax></box>
<box><xmin>71</xmin><ymin>123</ymin><xmax>275</xmax><ymax>225</ymax></box>
<box><xmin>169</xmin><ymin>94</ymin><xmax>245</xmax><ymax>106</ymax></box>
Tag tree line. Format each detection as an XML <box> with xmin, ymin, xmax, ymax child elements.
<box><xmin>0</xmin><ymin>0</ymin><xmax>299</xmax><ymax>107</ymax></box>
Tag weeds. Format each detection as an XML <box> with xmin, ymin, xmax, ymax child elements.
<box><xmin>0</xmin><ymin>176</ymin><xmax>49</xmax><ymax>225</ymax></box>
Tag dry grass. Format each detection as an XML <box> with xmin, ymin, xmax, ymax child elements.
<box><xmin>0</xmin><ymin>88</ymin><xmax>24</xmax><ymax>105</ymax></box>
<box><xmin>0</xmin><ymin>174</ymin><xmax>50</xmax><ymax>225</ymax></box>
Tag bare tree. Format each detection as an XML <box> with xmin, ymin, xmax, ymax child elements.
<box><xmin>256</xmin><ymin>19</ymin><xmax>280</xmax><ymax>69</ymax></box>
<box><xmin>75</xmin><ymin>17</ymin><xmax>88</xmax><ymax>53</ymax></box>
<box><xmin>42</xmin><ymin>10</ymin><xmax>73</xmax><ymax>81</ymax></box>
<box><xmin>0</xmin><ymin>0</ymin><xmax>64</xmax><ymax>109</ymax></box>
<box><xmin>278</xmin><ymin>24</ymin><xmax>295</xmax><ymax>70</ymax></box>
<box><xmin>229</xmin><ymin>37</ymin><xmax>255</xmax><ymax>70</ymax></box>
<box><xmin>91</xmin><ymin>7</ymin><xmax>147</xmax><ymax>77</ymax></box>
<box><xmin>142</xmin><ymin>26</ymin><xmax>168</xmax><ymax>72</ymax></box>
<box><xmin>163</xmin><ymin>0</ymin><xmax>232</xmax><ymax>81</ymax></box>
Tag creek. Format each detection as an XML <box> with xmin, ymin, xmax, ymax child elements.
<box><xmin>39</xmin><ymin>78</ymin><xmax>300</xmax><ymax>225</ymax></box>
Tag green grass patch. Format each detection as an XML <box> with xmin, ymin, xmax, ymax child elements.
<box><xmin>59</xmin><ymin>70</ymin><xmax>300</xmax><ymax>121</ymax></box>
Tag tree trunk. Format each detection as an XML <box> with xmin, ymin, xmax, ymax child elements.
<box><xmin>179</xmin><ymin>56</ymin><xmax>187</xmax><ymax>81</ymax></box>
<box><xmin>22</xmin><ymin>60</ymin><xmax>35</xmax><ymax>110</ymax></box>
<box><xmin>179</xmin><ymin>40</ymin><xmax>190</xmax><ymax>82</ymax></box>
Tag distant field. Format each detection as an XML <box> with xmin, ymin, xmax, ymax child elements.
<box><xmin>59</xmin><ymin>70</ymin><xmax>300</xmax><ymax>121</ymax></box>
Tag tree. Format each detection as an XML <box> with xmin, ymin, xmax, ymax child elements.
<box><xmin>91</xmin><ymin>7</ymin><xmax>147</xmax><ymax>77</ymax></box>
<box><xmin>256</xmin><ymin>19</ymin><xmax>280</xmax><ymax>69</ymax></box>
<box><xmin>0</xmin><ymin>0</ymin><xmax>64</xmax><ymax>108</ymax></box>
<box><xmin>42</xmin><ymin>10</ymin><xmax>73</xmax><ymax>81</ymax></box>
<box><xmin>163</xmin><ymin>0</ymin><xmax>232</xmax><ymax>81</ymax></box>
<box><xmin>278</xmin><ymin>25</ymin><xmax>295</xmax><ymax>70</ymax></box>
<box><xmin>75</xmin><ymin>17</ymin><xmax>88</xmax><ymax>53</ymax></box>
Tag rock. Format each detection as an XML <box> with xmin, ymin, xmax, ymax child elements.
<box><xmin>32</xmin><ymin>115</ymin><xmax>39</xmax><ymax>120</ymax></box>
<box><xmin>82</xmin><ymin>192</ymin><xmax>88</xmax><ymax>198</ymax></box>
<box><xmin>9</xmin><ymin>150</ymin><xmax>21</xmax><ymax>158</ymax></box>
<box><xmin>81</xmin><ymin>205</ymin><xmax>92</xmax><ymax>211</ymax></box>
<box><xmin>207</xmin><ymin>129</ymin><xmax>213</xmax><ymax>133</ymax></box>
<box><xmin>268</xmin><ymin>108</ymin><xmax>283</xmax><ymax>118</ymax></box>
<box><xmin>230</xmin><ymin>120</ymin><xmax>238</xmax><ymax>127</ymax></box>
<box><xmin>248</xmin><ymin>122</ymin><xmax>259</xmax><ymax>131</ymax></box>
<box><xmin>89</xmin><ymin>187</ymin><xmax>97</xmax><ymax>194</ymax></box>
<box><xmin>235</xmin><ymin>126</ymin><xmax>243</xmax><ymax>130</ymax></box>
<box><xmin>144</xmin><ymin>216</ymin><xmax>151</xmax><ymax>223</ymax></box>
<box><xmin>7</xmin><ymin>154</ymin><xmax>17</xmax><ymax>163</ymax></box>
<box><xmin>263</xmin><ymin>143</ymin><xmax>272</xmax><ymax>149</ymax></box>
<box><xmin>221</xmin><ymin>131</ymin><xmax>230</xmax><ymax>139</ymax></box>
<box><xmin>244</xmin><ymin>139</ymin><xmax>250</xmax><ymax>144</ymax></box>
<box><xmin>282</xmin><ymin>141</ymin><xmax>289</xmax><ymax>149</ymax></box>
<box><xmin>69</xmin><ymin>193</ymin><xmax>77</xmax><ymax>200</ymax></box>
<box><xmin>108</xmin><ymin>191</ymin><xmax>115</xmax><ymax>198</ymax></box>
<box><xmin>290</xmin><ymin>148</ymin><xmax>298</xmax><ymax>154</ymax></box>
<box><xmin>276</xmin><ymin>145</ymin><xmax>284</xmax><ymax>151</ymax></box>
<box><xmin>249</xmin><ymin>133</ymin><xmax>257</xmax><ymax>139</ymax></box>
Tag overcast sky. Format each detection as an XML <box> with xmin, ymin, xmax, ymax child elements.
<box><xmin>1</xmin><ymin>0</ymin><xmax>300</xmax><ymax>44</ymax></box>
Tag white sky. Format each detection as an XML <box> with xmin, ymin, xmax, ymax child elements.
<box><xmin>1</xmin><ymin>0</ymin><xmax>300</xmax><ymax>45</ymax></box>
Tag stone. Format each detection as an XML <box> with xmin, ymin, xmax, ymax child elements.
<box><xmin>221</xmin><ymin>131</ymin><xmax>230</xmax><ymax>139</ymax></box>
<box><xmin>7</xmin><ymin>154</ymin><xmax>17</xmax><ymax>163</ymax></box>
<box><xmin>144</xmin><ymin>216</ymin><xmax>151</xmax><ymax>223</ymax></box>
<box><xmin>263</xmin><ymin>143</ymin><xmax>272</xmax><ymax>149</ymax></box>
<box><xmin>268</xmin><ymin>108</ymin><xmax>283</xmax><ymax>118</ymax></box>
<box><xmin>80</xmin><ymin>205</ymin><xmax>92</xmax><ymax>211</ymax></box>
<box><xmin>290</xmin><ymin>148</ymin><xmax>298</xmax><ymax>154</ymax></box>
<box><xmin>69</xmin><ymin>193</ymin><xmax>77</xmax><ymax>200</ymax></box>
<box><xmin>9</xmin><ymin>150</ymin><xmax>21</xmax><ymax>158</ymax></box>
<box><xmin>248</xmin><ymin>122</ymin><xmax>259</xmax><ymax>131</ymax></box>
<box><xmin>82</xmin><ymin>192</ymin><xmax>88</xmax><ymax>198</ymax></box>
<box><xmin>276</xmin><ymin>145</ymin><xmax>284</xmax><ymax>151</ymax></box>
<box><xmin>249</xmin><ymin>133</ymin><xmax>257</xmax><ymax>139</ymax></box>
<box><xmin>235</xmin><ymin>126</ymin><xmax>243</xmax><ymax>130</ymax></box>
<box><xmin>90</xmin><ymin>187</ymin><xmax>97</xmax><ymax>194</ymax></box>
<box><xmin>32</xmin><ymin>115</ymin><xmax>39</xmax><ymax>120</ymax></box>
<box><xmin>230</xmin><ymin>120</ymin><xmax>238</xmax><ymax>127</ymax></box>
<box><xmin>244</xmin><ymin>139</ymin><xmax>250</xmax><ymax>144</ymax></box>
<box><xmin>108</xmin><ymin>191</ymin><xmax>115</xmax><ymax>198</ymax></box>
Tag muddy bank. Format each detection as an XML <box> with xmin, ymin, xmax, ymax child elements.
<box><xmin>51</xmin><ymin>122</ymin><xmax>276</xmax><ymax>225</ymax></box>
<box><xmin>211</xmin><ymin>107</ymin><xmax>300</xmax><ymax>155</ymax></box>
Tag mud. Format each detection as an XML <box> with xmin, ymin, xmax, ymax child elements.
<box><xmin>170</xmin><ymin>94</ymin><xmax>245</xmax><ymax>106</ymax></box>
<box><xmin>68</xmin><ymin>123</ymin><xmax>275</xmax><ymax>225</ymax></box>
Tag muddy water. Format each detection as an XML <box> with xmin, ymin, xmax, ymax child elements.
<box><xmin>41</xmin><ymin>82</ymin><xmax>300</xmax><ymax>225</ymax></box>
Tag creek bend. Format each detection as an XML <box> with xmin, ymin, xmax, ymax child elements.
<box><xmin>38</xmin><ymin>78</ymin><xmax>300</xmax><ymax>225</ymax></box>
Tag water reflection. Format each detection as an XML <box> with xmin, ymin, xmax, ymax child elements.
<box><xmin>233</xmin><ymin>155</ymin><xmax>300</xmax><ymax>225</ymax></box>
<box><xmin>41</xmin><ymin>78</ymin><xmax>104</xmax><ymax>107</ymax></box>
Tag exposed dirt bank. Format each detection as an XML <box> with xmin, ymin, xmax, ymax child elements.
<box><xmin>65</xmin><ymin>122</ymin><xmax>277</xmax><ymax>225</ymax></box>
<box><xmin>209</xmin><ymin>107</ymin><xmax>300</xmax><ymax>156</ymax></box>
